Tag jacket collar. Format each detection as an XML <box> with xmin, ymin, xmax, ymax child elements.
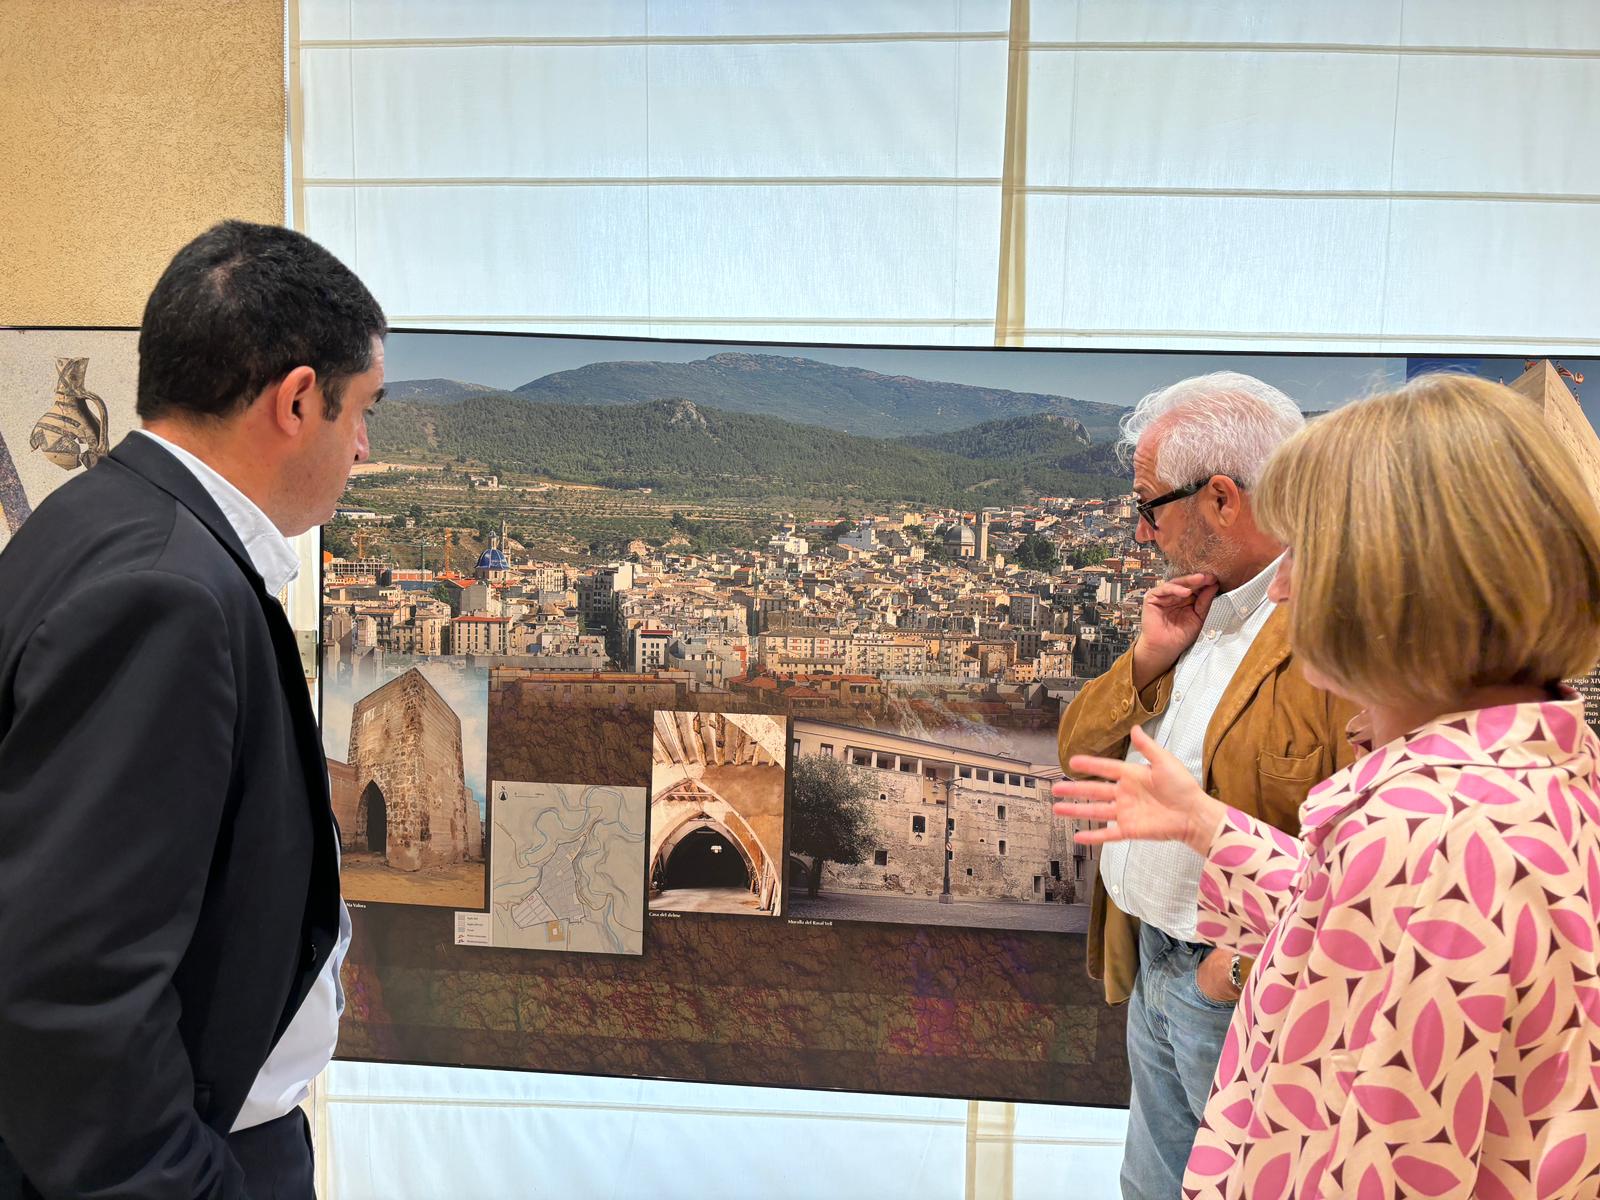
<box><xmin>1299</xmin><ymin>691</ymin><xmax>1596</xmax><ymax>844</ymax></box>
<box><xmin>108</xmin><ymin>433</ymin><xmax>263</xmax><ymax>591</ymax></box>
<box><xmin>131</xmin><ymin>430</ymin><xmax>298</xmax><ymax>595</ymax></box>
<box><xmin>1201</xmin><ymin>604</ymin><xmax>1293</xmax><ymax>769</ymax></box>
<box><xmin>1205</xmin><ymin>553</ymin><xmax>1280</xmax><ymax>634</ymax></box>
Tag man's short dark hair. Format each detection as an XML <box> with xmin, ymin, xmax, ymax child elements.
<box><xmin>137</xmin><ymin>221</ymin><xmax>387</xmax><ymax>422</ymax></box>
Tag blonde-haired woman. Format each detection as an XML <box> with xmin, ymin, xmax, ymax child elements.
<box><xmin>1056</xmin><ymin>374</ymin><xmax>1600</xmax><ymax>1200</ymax></box>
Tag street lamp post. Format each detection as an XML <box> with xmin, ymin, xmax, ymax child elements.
<box><xmin>939</xmin><ymin>779</ymin><xmax>953</xmax><ymax>903</ymax></box>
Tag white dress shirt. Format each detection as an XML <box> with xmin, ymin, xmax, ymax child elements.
<box><xmin>133</xmin><ymin>429</ymin><xmax>351</xmax><ymax>1132</ymax></box>
<box><xmin>1098</xmin><ymin>554</ymin><xmax>1281</xmax><ymax>942</ymax></box>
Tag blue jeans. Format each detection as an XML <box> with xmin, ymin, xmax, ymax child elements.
<box><xmin>1120</xmin><ymin>923</ymin><xmax>1236</xmax><ymax>1200</ymax></box>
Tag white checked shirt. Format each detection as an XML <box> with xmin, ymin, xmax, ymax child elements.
<box><xmin>134</xmin><ymin>429</ymin><xmax>352</xmax><ymax>1132</ymax></box>
<box><xmin>1098</xmin><ymin>554</ymin><xmax>1282</xmax><ymax>941</ymax></box>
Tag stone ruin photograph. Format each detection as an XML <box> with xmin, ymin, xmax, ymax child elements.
<box><xmin>322</xmin><ymin>652</ymin><xmax>488</xmax><ymax>908</ymax></box>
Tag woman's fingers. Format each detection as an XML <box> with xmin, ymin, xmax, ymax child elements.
<box><xmin>1052</xmin><ymin>800</ymin><xmax>1118</xmax><ymax>821</ymax></box>
<box><xmin>1128</xmin><ymin>725</ymin><xmax>1162</xmax><ymax>758</ymax></box>
<box><xmin>1072</xmin><ymin>824</ymin><xmax>1125</xmax><ymax>846</ymax></box>
<box><xmin>1130</xmin><ymin>726</ymin><xmax>1191</xmax><ymax>779</ymax></box>
<box><xmin>1051</xmin><ymin>780</ymin><xmax>1117</xmax><ymax>803</ymax></box>
<box><xmin>1067</xmin><ymin>754</ymin><xmax>1135</xmax><ymax>782</ymax></box>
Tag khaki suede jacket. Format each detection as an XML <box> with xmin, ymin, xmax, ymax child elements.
<box><xmin>1057</xmin><ymin>607</ymin><xmax>1358</xmax><ymax>1005</ymax></box>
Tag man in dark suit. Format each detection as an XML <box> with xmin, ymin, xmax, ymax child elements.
<box><xmin>0</xmin><ymin>221</ymin><xmax>386</xmax><ymax>1198</ymax></box>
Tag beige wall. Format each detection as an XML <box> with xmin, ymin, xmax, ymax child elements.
<box><xmin>0</xmin><ymin>0</ymin><xmax>285</xmax><ymax>326</ymax></box>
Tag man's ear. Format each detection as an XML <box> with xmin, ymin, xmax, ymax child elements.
<box><xmin>267</xmin><ymin>366</ymin><xmax>320</xmax><ymax>436</ymax></box>
<box><xmin>1209</xmin><ymin>475</ymin><xmax>1245</xmax><ymax>528</ymax></box>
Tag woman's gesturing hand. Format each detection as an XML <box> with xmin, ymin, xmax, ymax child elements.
<box><xmin>1051</xmin><ymin>726</ymin><xmax>1226</xmax><ymax>857</ymax></box>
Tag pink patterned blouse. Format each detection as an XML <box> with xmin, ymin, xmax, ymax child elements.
<box><xmin>1186</xmin><ymin>696</ymin><xmax>1600</xmax><ymax>1200</ymax></box>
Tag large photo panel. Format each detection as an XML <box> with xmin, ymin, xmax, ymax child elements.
<box><xmin>322</xmin><ymin>330</ymin><xmax>1600</xmax><ymax>1105</ymax></box>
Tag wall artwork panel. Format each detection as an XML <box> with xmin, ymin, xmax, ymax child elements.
<box><xmin>333</xmin><ymin>332</ymin><xmax>1600</xmax><ymax>1108</ymax></box>
<box><xmin>0</xmin><ymin>329</ymin><xmax>139</xmax><ymax>551</ymax></box>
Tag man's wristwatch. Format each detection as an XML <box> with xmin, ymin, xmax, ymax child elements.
<box><xmin>1229</xmin><ymin>954</ymin><xmax>1243</xmax><ymax>992</ymax></box>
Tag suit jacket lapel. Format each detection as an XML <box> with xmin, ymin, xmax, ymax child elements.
<box><xmin>110</xmin><ymin>436</ymin><xmax>341</xmax><ymax>987</ymax></box>
<box><xmin>1201</xmin><ymin>606</ymin><xmax>1292</xmax><ymax>776</ymax></box>
<box><xmin>109</xmin><ymin>434</ymin><xmax>326</xmax><ymax>790</ymax></box>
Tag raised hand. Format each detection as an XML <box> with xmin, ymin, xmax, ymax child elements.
<box><xmin>1131</xmin><ymin>572</ymin><xmax>1219</xmax><ymax>690</ymax></box>
<box><xmin>1052</xmin><ymin>726</ymin><xmax>1225</xmax><ymax>856</ymax></box>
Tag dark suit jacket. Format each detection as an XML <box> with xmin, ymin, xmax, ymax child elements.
<box><xmin>0</xmin><ymin>434</ymin><xmax>340</xmax><ymax>1198</ymax></box>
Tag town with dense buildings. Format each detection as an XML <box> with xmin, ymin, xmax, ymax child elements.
<box><xmin>323</xmin><ymin>498</ymin><xmax>1156</xmax><ymax>702</ymax></box>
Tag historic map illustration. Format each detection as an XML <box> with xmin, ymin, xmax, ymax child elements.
<box><xmin>489</xmin><ymin>781</ymin><xmax>647</xmax><ymax>955</ymax></box>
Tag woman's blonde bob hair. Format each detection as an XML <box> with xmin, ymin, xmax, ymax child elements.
<box><xmin>1255</xmin><ymin>373</ymin><xmax>1600</xmax><ymax>710</ymax></box>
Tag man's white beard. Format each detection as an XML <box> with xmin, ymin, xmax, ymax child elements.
<box><xmin>1161</xmin><ymin>521</ymin><xmax>1234</xmax><ymax>582</ymax></box>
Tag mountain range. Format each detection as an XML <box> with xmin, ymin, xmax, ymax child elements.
<box><xmin>383</xmin><ymin>351</ymin><xmax>1130</xmax><ymax>441</ymax></box>
<box><xmin>382</xmin><ymin>377</ymin><xmax>502</xmax><ymax>404</ymax></box>
<box><xmin>366</xmin><ymin>396</ymin><xmax>1129</xmax><ymax>505</ymax></box>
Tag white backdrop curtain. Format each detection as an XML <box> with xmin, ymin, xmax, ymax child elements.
<box><xmin>291</xmin><ymin>0</ymin><xmax>1600</xmax><ymax>356</ymax></box>
<box><xmin>289</xmin><ymin>3</ymin><xmax>1600</xmax><ymax>1196</ymax></box>
<box><xmin>291</xmin><ymin>0</ymin><xmax>1011</xmax><ymax>346</ymax></box>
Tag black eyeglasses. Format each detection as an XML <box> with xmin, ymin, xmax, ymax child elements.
<box><xmin>1136</xmin><ymin>476</ymin><xmax>1241</xmax><ymax>531</ymax></box>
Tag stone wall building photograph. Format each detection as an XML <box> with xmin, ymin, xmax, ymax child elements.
<box><xmin>786</xmin><ymin>718</ymin><xmax>1093</xmax><ymax>934</ymax></box>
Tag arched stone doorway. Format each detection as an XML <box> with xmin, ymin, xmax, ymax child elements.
<box><xmin>359</xmin><ymin>781</ymin><xmax>388</xmax><ymax>856</ymax></box>
<box><xmin>649</xmin><ymin>801</ymin><xmax>771</xmax><ymax>914</ymax></box>
<box><xmin>648</xmin><ymin>711</ymin><xmax>787</xmax><ymax>916</ymax></box>
<box><xmin>659</xmin><ymin>826</ymin><xmax>750</xmax><ymax>890</ymax></box>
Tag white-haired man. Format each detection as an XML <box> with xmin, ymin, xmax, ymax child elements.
<box><xmin>1056</xmin><ymin>372</ymin><xmax>1358</xmax><ymax>1199</ymax></box>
